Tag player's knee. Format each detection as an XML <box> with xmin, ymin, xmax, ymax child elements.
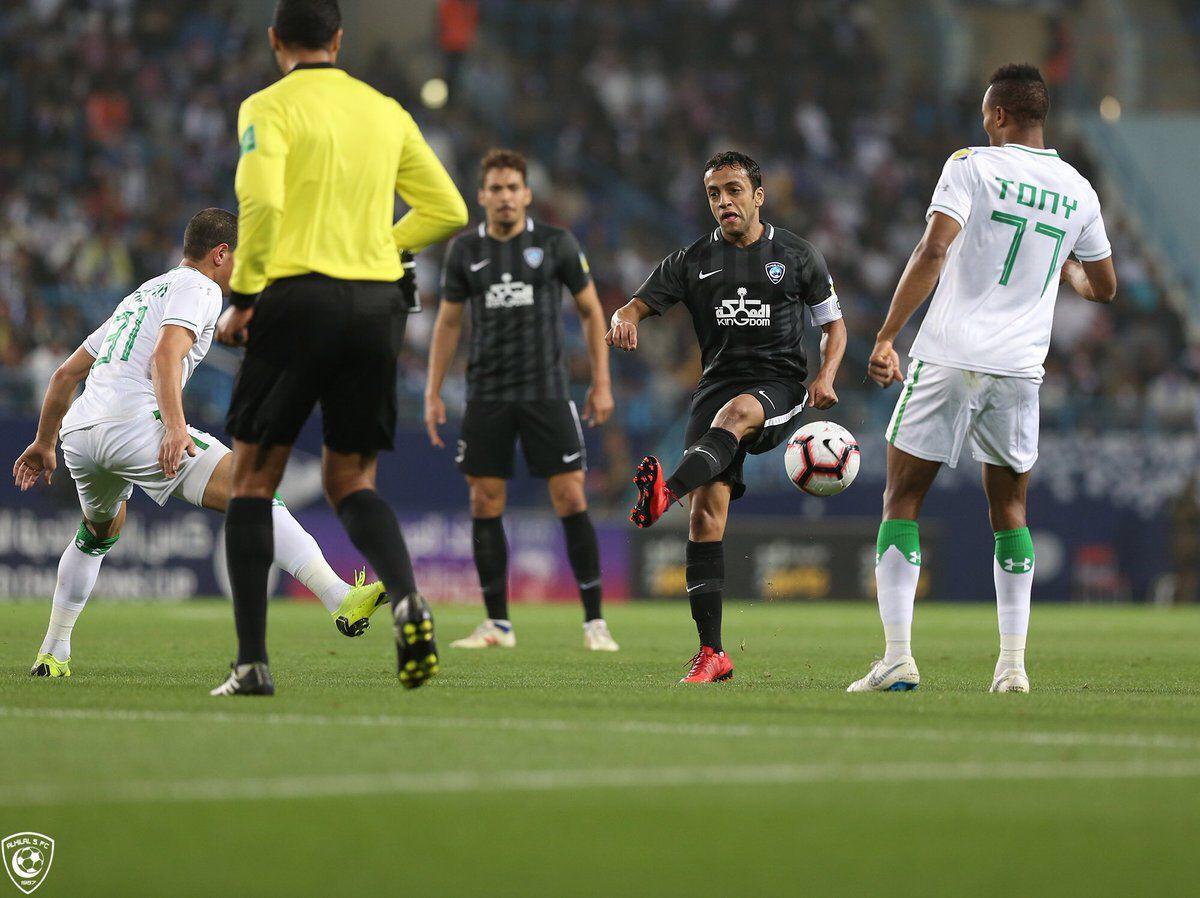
<box><xmin>711</xmin><ymin>396</ymin><xmax>759</xmax><ymax>436</ymax></box>
<box><xmin>688</xmin><ymin>504</ymin><xmax>726</xmax><ymax>542</ymax></box>
<box><xmin>988</xmin><ymin>501</ymin><xmax>1026</xmax><ymax>532</ymax></box>
<box><xmin>548</xmin><ymin>476</ymin><xmax>586</xmax><ymax>516</ymax></box>
<box><xmin>468</xmin><ymin>481</ymin><xmax>506</xmax><ymax>518</ymax></box>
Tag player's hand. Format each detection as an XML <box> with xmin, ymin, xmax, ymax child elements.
<box><xmin>159</xmin><ymin>425</ymin><xmax>196</xmax><ymax>479</ymax></box>
<box><xmin>605</xmin><ymin>319</ymin><xmax>638</xmax><ymax>351</ymax></box>
<box><xmin>809</xmin><ymin>375</ymin><xmax>839</xmax><ymax>410</ymax></box>
<box><xmin>13</xmin><ymin>441</ymin><xmax>56</xmax><ymax>491</ymax></box>
<box><xmin>216</xmin><ymin>306</ymin><xmax>254</xmax><ymax>347</ymax></box>
<box><xmin>868</xmin><ymin>339</ymin><xmax>904</xmax><ymax>388</ymax></box>
<box><xmin>583</xmin><ymin>382</ymin><xmax>614</xmax><ymax>426</ymax></box>
<box><xmin>424</xmin><ymin>394</ymin><xmax>446</xmax><ymax>448</ymax></box>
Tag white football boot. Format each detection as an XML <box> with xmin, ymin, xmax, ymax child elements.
<box><xmin>450</xmin><ymin>619</ymin><xmax>516</xmax><ymax>649</ymax></box>
<box><xmin>989</xmin><ymin>668</ymin><xmax>1030</xmax><ymax>693</ymax></box>
<box><xmin>583</xmin><ymin>619</ymin><xmax>619</xmax><ymax>652</ymax></box>
<box><xmin>846</xmin><ymin>656</ymin><xmax>921</xmax><ymax>692</ymax></box>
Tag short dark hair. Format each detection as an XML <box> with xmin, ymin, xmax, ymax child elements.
<box><xmin>988</xmin><ymin>63</ymin><xmax>1049</xmax><ymax>126</ymax></box>
<box><xmin>182</xmin><ymin>208</ymin><xmax>237</xmax><ymax>260</ymax></box>
<box><xmin>480</xmin><ymin>148</ymin><xmax>528</xmax><ymax>185</ymax></box>
<box><xmin>273</xmin><ymin>0</ymin><xmax>341</xmax><ymax>50</ymax></box>
<box><xmin>704</xmin><ymin>151</ymin><xmax>761</xmax><ymax>190</ymax></box>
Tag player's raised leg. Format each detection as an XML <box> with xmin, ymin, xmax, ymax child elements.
<box><xmin>847</xmin><ymin>443</ymin><xmax>938</xmax><ymax>692</ymax></box>
<box><xmin>452</xmin><ymin>476</ymin><xmax>516</xmax><ymax>648</ymax></box>
<box><xmin>31</xmin><ymin>506</ymin><xmax>124</xmax><ymax>678</ymax></box>
<box><xmin>983</xmin><ymin>462</ymin><xmax>1034</xmax><ymax>693</ymax></box>
<box><xmin>548</xmin><ymin>470</ymin><xmax>617</xmax><ymax>651</ymax></box>
<box><xmin>680</xmin><ymin>481</ymin><xmax>734</xmax><ymax>683</ymax></box>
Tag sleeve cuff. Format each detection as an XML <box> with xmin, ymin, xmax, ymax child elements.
<box><xmin>229</xmin><ymin>291</ymin><xmax>259</xmax><ymax>310</ymax></box>
<box><xmin>926</xmin><ymin>203</ymin><xmax>968</xmax><ymax>228</ymax></box>
<box><xmin>1075</xmin><ymin>248</ymin><xmax>1112</xmax><ymax>262</ymax></box>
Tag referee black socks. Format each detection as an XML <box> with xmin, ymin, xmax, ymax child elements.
<box><xmin>337</xmin><ymin>489</ymin><xmax>417</xmax><ymax>610</ymax></box>
<box><xmin>561</xmin><ymin>511</ymin><xmax>603</xmax><ymax>621</ymax></box>
<box><xmin>225</xmin><ymin>497</ymin><xmax>274</xmax><ymax>665</ymax></box>
<box><xmin>686</xmin><ymin>539</ymin><xmax>725</xmax><ymax>651</ymax></box>
<box><xmin>472</xmin><ymin>516</ymin><xmax>509</xmax><ymax>621</ymax></box>
<box><xmin>666</xmin><ymin>427</ymin><xmax>739</xmax><ymax>498</ymax></box>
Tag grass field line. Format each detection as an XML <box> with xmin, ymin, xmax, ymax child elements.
<box><xmin>3</xmin><ymin>705</ymin><xmax>1200</xmax><ymax>752</ymax></box>
<box><xmin>3</xmin><ymin>758</ymin><xmax>1200</xmax><ymax>807</ymax></box>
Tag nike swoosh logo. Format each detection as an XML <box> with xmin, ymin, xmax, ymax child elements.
<box><xmin>578</xmin><ymin>578</ymin><xmax>601</xmax><ymax>590</ymax></box>
<box><xmin>694</xmin><ymin>447</ymin><xmax>718</xmax><ymax>462</ymax></box>
<box><xmin>562</xmin><ymin>452</ymin><xmax>582</xmax><ymax>463</ymax></box>
<box><xmin>868</xmin><ymin>661</ymin><xmax>907</xmax><ymax>687</ymax></box>
<box><xmin>758</xmin><ymin>390</ymin><xmax>775</xmax><ymax>410</ymax></box>
<box><xmin>698</xmin><ymin>269</ymin><xmax>722</xmax><ymax>280</ymax></box>
<box><xmin>470</xmin><ymin>259</ymin><xmax>491</xmax><ymax>271</ymax></box>
<box><xmin>686</xmin><ymin>583</ymin><xmax>705</xmax><ymax>593</ymax></box>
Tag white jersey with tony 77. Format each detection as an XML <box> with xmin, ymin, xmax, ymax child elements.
<box><xmin>910</xmin><ymin>143</ymin><xmax>1112</xmax><ymax>379</ymax></box>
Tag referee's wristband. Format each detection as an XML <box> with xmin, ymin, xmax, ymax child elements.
<box><xmin>229</xmin><ymin>291</ymin><xmax>259</xmax><ymax>310</ymax></box>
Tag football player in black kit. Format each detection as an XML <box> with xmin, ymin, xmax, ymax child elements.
<box><xmin>606</xmin><ymin>151</ymin><xmax>846</xmax><ymax>683</ymax></box>
<box><xmin>426</xmin><ymin>149</ymin><xmax>619</xmax><ymax>652</ymax></box>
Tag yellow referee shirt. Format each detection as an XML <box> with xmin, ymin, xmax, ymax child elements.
<box><xmin>231</xmin><ymin>63</ymin><xmax>468</xmax><ymax>296</ymax></box>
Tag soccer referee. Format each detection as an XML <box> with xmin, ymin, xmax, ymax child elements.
<box><xmin>211</xmin><ymin>0</ymin><xmax>468</xmax><ymax>696</ymax></box>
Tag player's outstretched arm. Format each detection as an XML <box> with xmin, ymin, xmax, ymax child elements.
<box><xmin>573</xmin><ymin>283</ymin><xmax>614</xmax><ymax>425</ymax></box>
<box><xmin>13</xmin><ymin>344</ymin><xmax>95</xmax><ymax>490</ymax></box>
<box><xmin>810</xmin><ymin>318</ymin><xmax>847</xmax><ymax>410</ymax></box>
<box><xmin>151</xmin><ymin>324</ymin><xmax>198</xmax><ymax>478</ymax></box>
<box><xmin>424</xmin><ymin>299</ymin><xmax>465</xmax><ymax>448</ymax></box>
<box><xmin>605</xmin><ymin>298</ymin><xmax>653</xmax><ymax>352</ymax></box>
<box><xmin>1060</xmin><ymin>257</ymin><xmax>1117</xmax><ymax>304</ymax></box>
<box><xmin>870</xmin><ymin>211</ymin><xmax>962</xmax><ymax>387</ymax></box>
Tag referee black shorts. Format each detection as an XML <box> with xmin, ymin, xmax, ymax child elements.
<box><xmin>684</xmin><ymin>379</ymin><xmax>808</xmax><ymax>500</ymax></box>
<box><xmin>226</xmin><ymin>274</ymin><xmax>408</xmax><ymax>455</ymax></box>
<box><xmin>456</xmin><ymin>400</ymin><xmax>586</xmax><ymax>480</ymax></box>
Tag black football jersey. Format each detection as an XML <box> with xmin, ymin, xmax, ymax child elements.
<box><xmin>634</xmin><ymin>223</ymin><xmax>841</xmax><ymax>388</ymax></box>
<box><xmin>441</xmin><ymin>218</ymin><xmax>591</xmax><ymax>402</ymax></box>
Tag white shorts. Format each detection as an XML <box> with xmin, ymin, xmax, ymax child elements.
<box><xmin>61</xmin><ymin>413</ymin><xmax>230</xmax><ymax>521</ymax></box>
<box><xmin>884</xmin><ymin>359</ymin><xmax>1040</xmax><ymax>473</ymax></box>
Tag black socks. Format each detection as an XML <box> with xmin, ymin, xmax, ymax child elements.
<box><xmin>472</xmin><ymin>516</ymin><xmax>509</xmax><ymax>620</ymax></box>
<box><xmin>666</xmin><ymin>428</ymin><xmax>739</xmax><ymax>499</ymax></box>
<box><xmin>336</xmin><ymin>489</ymin><xmax>417</xmax><ymax>610</ymax></box>
<box><xmin>561</xmin><ymin>511</ymin><xmax>603</xmax><ymax>621</ymax></box>
<box><xmin>225</xmin><ymin>497</ymin><xmax>274</xmax><ymax>665</ymax></box>
<box><xmin>686</xmin><ymin>539</ymin><xmax>724</xmax><ymax>651</ymax></box>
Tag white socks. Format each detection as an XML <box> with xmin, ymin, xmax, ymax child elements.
<box><xmin>272</xmin><ymin>504</ymin><xmax>351</xmax><ymax>613</ymax></box>
<box><xmin>876</xmin><ymin>546</ymin><xmax>920</xmax><ymax>663</ymax></box>
<box><xmin>39</xmin><ymin>542</ymin><xmax>104</xmax><ymax>661</ymax></box>
<box><xmin>994</xmin><ymin>556</ymin><xmax>1033</xmax><ymax>675</ymax></box>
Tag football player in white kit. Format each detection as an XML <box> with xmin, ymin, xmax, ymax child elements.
<box><xmin>847</xmin><ymin>64</ymin><xmax>1118</xmax><ymax>694</ymax></box>
<box><xmin>13</xmin><ymin>209</ymin><xmax>390</xmax><ymax>680</ymax></box>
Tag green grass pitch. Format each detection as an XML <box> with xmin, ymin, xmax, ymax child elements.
<box><xmin>1</xmin><ymin>599</ymin><xmax>1198</xmax><ymax>897</ymax></box>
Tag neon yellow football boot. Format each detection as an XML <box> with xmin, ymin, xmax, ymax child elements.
<box><xmin>333</xmin><ymin>569</ymin><xmax>389</xmax><ymax>638</ymax></box>
<box><xmin>30</xmin><ymin>654</ymin><xmax>71</xmax><ymax>678</ymax></box>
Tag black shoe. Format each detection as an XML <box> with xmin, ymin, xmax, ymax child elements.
<box><xmin>209</xmin><ymin>661</ymin><xmax>275</xmax><ymax>696</ymax></box>
<box><xmin>394</xmin><ymin>593</ymin><xmax>439</xmax><ymax>689</ymax></box>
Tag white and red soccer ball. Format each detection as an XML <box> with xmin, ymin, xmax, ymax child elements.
<box><xmin>784</xmin><ymin>421</ymin><xmax>860</xmax><ymax>496</ymax></box>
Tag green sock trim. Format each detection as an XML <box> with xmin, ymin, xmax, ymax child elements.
<box><xmin>877</xmin><ymin>519</ymin><xmax>920</xmax><ymax>565</ymax></box>
<box><xmin>272</xmin><ymin>492</ymin><xmax>286</xmax><ymax>508</ymax></box>
<box><xmin>995</xmin><ymin>527</ymin><xmax>1034</xmax><ymax>573</ymax></box>
<box><xmin>74</xmin><ymin>521</ymin><xmax>120</xmax><ymax>556</ymax></box>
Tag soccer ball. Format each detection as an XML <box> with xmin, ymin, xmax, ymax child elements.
<box><xmin>12</xmin><ymin>847</ymin><xmax>44</xmax><ymax>877</ymax></box>
<box><xmin>784</xmin><ymin>421</ymin><xmax>860</xmax><ymax>496</ymax></box>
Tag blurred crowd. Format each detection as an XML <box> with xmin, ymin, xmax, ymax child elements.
<box><xmin>0</xmin><ymin>0</ymin><xmax>1195</xmax><ymax>506</ymax></box>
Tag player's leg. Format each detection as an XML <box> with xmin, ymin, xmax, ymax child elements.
<box><xmin>680</xmin><ymin>481</ymin><xmax>735</xmax><ymax>683</ymax></box>
<box><xmin>630</xmin><ymin>391</ymin><xmax>764</xmax><ymax>528</ymax></box>
<box><xmin>982</xmin><ymin>463</ymin><xmax>1033</xmax><ymax>692</ymax></box>
<box><xmin>197</xmin><ymin>451</ymin><xmax>381</xmax><ymax>636</ymax></box>
<box><xmin>547</xmin><ymin>470</ymin><xmax>618</xmax><ymax>651</ymax></box>
<box><xmin>450</xmin><ymin>476</ymin><xmax>516</xmax><ymax>648</ymax></box>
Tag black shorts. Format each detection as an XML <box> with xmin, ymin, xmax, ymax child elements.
<box><xmin>226</xmin><ymin>274</ymin><xmax>408</xmax><ymax>455</ymax></box>
<box><xmin>457</xmin><ymin>400</ymin><xmax>586</xmax><ymax>479</ymax></box>
<box><xmin>684</xmin><ymin>379</ymin><xmax>808</xmax><ymax>500</ymax></box>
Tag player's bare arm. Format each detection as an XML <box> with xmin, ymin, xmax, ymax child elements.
<box><xmin>424</xmin><ymin>298</ymin><xmax>465</xmax><ymax>447</ymax></box>
<box><xmin>12</xmin><ymin>344</ymin><xmax>95</xmax><ymax>491</ymax></box>
<box><xmin>1060</xmin><ymin>256</ymin><xmax>1117</xmax><ymax>304</ymax></box>
<box><xmin>809</xmin><ymin>317</ymin><xmax>847</xmax><ymax>410</ymax></box>
<box><xmin>151</xmin><ymin>324</ymin><xmax>199</xmax><ymax>479</ymax></box>
<box><xmin>216</xmin><ymin>304</ymin><xmax>253</xmax><ymax>346</ymax></box>
<box><xmin>573</xmin><ymin>281</ymin><xmax>614</xmax><ymax>425</ymax></box>
<box><xmin>869</xmin><ymin>211</ymin><xmax>963</xmax><ymax>387</ymax></box>
<box><xmin>604</xmin><ymin>297</ymin><xmax>654</xmax><ymax>351</ymax></box>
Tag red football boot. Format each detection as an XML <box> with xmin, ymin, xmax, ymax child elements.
<box><xmin>679</xmin><ymin>646</ymin><xmax>734</xmax><ymax>683</ymax></box>
<box><xmin>630</xmin><ymin>456</ymin><xmax>677</xmax><ymax>528</ymax></box>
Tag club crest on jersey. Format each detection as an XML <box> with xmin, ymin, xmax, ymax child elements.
<box><xmin>523</xmin><ymin>247</ymin><xmax>544</xmax><ymax>269</ymax></box>
<box><xmin>716</xmin><ymin>287</ymin><xmax>771</xmax><ymax>327</ymax></box>
<box><xmin>765</xmin><ymin>261</ymin><xmax>785</xmax><ymax>284</ymax></box>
